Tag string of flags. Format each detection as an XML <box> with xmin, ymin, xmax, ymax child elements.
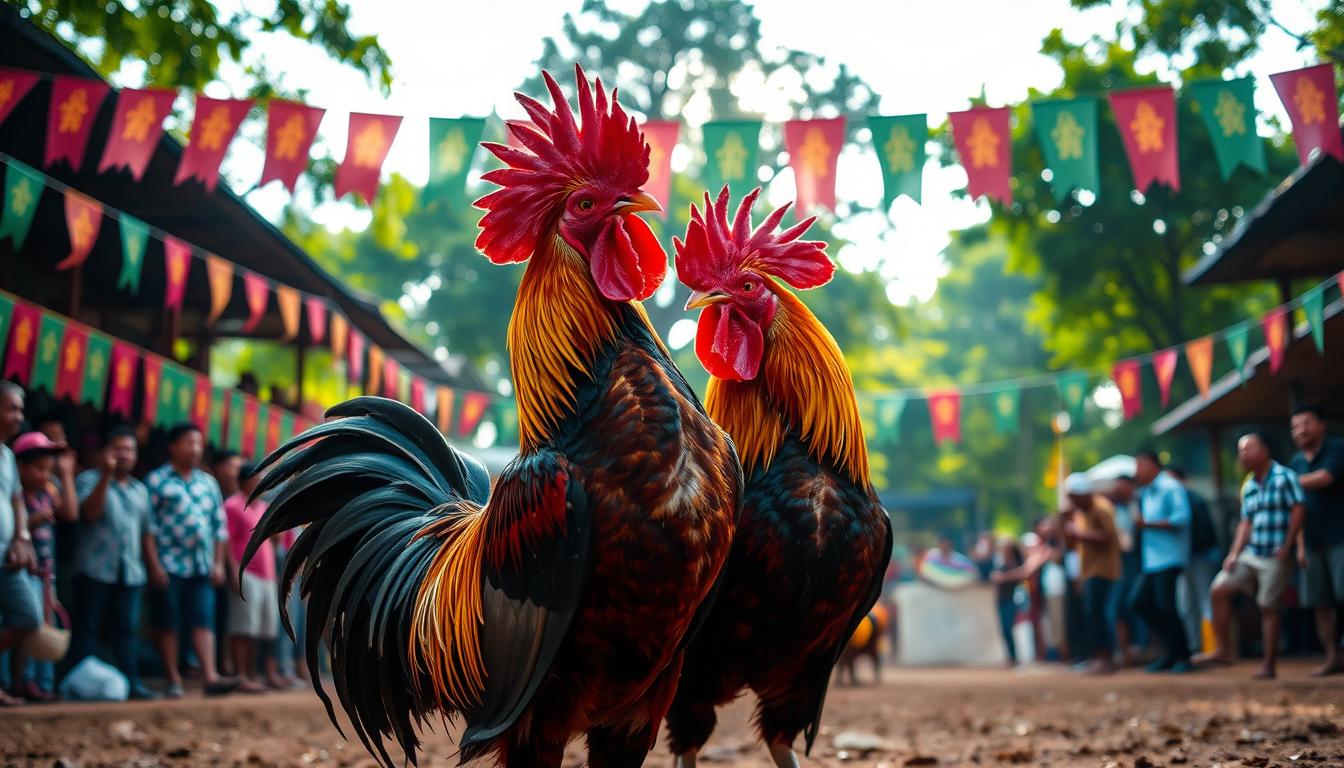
<box><xmin>0</xmin><ymin>62</ymin><xmax>1339</xmax><ymax>214</ymax></box>
<box><xmin>858</xmin><ymin>272</ymin><xmax>1342</xmax><ymax>447</ymax></box>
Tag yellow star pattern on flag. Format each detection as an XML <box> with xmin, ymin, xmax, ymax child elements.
<box><xmin>797</xmin><ymin>127</ymin><xmax>832</xmax><ymax>178</ymax></box>
<box><xmin>647</xmin><ymin>139</ymin><xmax>667</xmax><ymax>177</ymax></box>
<box><xmin>274</xmin><ymin>114</ymin><xmax>307</xmax><ymax>161</ymax></box>
<box><xmin>435</xmin><ymin>128</ymin><xmax>468</xmax><ymax>175</ymax></box>
<box><xmin>10</xmin><ymin>179</ymin><xmax>31</xmax><ymax>217</ymax></box>
<box><xmin>883</xmin><ymin>127</ymin><xmax>915</xmax><ymax>173</ymax></box>
<box><xmin>63</xmin><ymin>338</ymin><xmax>80</xmax><ymax>372</ymax></box>
<box><xmin>1293</xmin><ymin>76</ymin><xmax>1326</xmax><ymax>125</ymax></box>
<box><xmin>715</xmin><ymin>132</ymin><xmax>749</xmax><ymax>180</ymax></box>
<box><xmin>1130</xmin><ymin>101</ymin><xmax>1165</xmax><ymax>153</ymax></box>
<box><xmin>122</xmin><ymin>97</ymin><xmax>158</xmax><ymax>142</ymax></box>
<box><xmin>71</xmin><ymin>209</ymin><xmax>95</xmax><ymax>250</ymax></box>
<box><xmin>353</xmin><ymin>122</ymin><xmax>389</xmax><ymax>168</ymax></box>
<box><xmin>934</xmin><ymin>397</ymin><xmax>954</xmax><ymax>425</ymax></box>
<box><xmin>160</xmin><ymin>377</ymin><xmax>174</xmax><ymax>406</ymax></box>
<box><xmin>87</xmin><ymin>348</ymin><xmax>105</xmax><ymax>379</ymax></box>
<box><xmin>996</xmin><ymin>393</ymin><xmax>1014</xmax><ymax>417</ymax></box>
<box><xmin>0</xmin><ymin>79</ymin><xmax>14</xmax><ymax>112</ymax></box>
<box><xmin>178</xmin><ymin>383</ymin><xmax>192</xmax><ymax>415</ymax></box>
<box><xmin>198</xmin><ymin>106</ymin><xmax>233</xmax><ymax>151</ymax></box>
<box><xmin>1214</xmin><ymin>90</ymin><xmax>1246</xmax><ymax>137</ymax></box>
<box><xmin>168</xmin><ymin>253</ymin><xmax>186</xmax><ymax>285</ymax></box>
<box><xmin>115</xmin><ymin>359</ymin><xmax>131</xmax><ymax>389</ymax></box>
<box><xmin>1118</xmin><ymin>367</ymin><xmax>1138</xmax><ymax>396</ymax></box>
<box><xmin>1065</xmin><ymin>382</ymin><xmax>1082</xmax><ymax>404</ymax></box>
<box><xmin>13</xmin><ymin>318</ymin><xmax>32</xmax><ymax>355</ymax></box>
<box><xmin>966</xmin><ymin>118</ymin><xmax>1000</xmax><ymax>168</ymax></box>
<box><xmin>1051</xmin><ymin>111</ymin><xmax>1085</xmax><ymax>160</ymax></box>
<box><xmin>39</xmin><ymin>328</ymin><xmax>58</xmax><ymax>365</ymax></box>
<box><xmin>58</xmin><ymin>89</ymin><xmax>89</xmax><ymax>133</ymax></box>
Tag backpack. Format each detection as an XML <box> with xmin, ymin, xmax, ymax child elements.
<box><xmin>1188</xmin><ymin>489</ymin><xmax>1216</xmax><ymax>554</ymax></box>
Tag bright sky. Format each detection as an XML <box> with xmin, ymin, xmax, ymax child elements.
<box><xmin>190</xmin><ymin>0</ymin><xmax>1326</xmax><ymax>309</ymax></box>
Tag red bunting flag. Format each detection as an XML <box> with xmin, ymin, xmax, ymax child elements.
<box><xmin>382</xmin><ymin>355</ymin><xmax>399</xmax><ymax>400</ymax></box>
<box><xmin>948</xmin><ymin>107</ymin><xmax>1013</xmax><ymax>204</ymax></box>
<box><xmin>99</xmin><ymin>87</ymin><xmax>176</xmax><ymax>180</ymax></box>
<box><xmin>107</xmin><ymin>342</ymin><xmax>138</xmax><ymax>418</ymax></box>
<box><xmin>53</xmin><ymin>323</ymin><xmax>88</xmax><ymax>402</ymax></box>
<box><xmin>0</xmin><ymin>68</ymin><xmax>40</xmax><ymax>127</ymax></box>
<box><xmin>303</xmin><ymin>296</ymin><xmax>327</xmax><ymax>344</ymax></box>
<box><xmin>140</xmin><ymin>356</ymin><xmax>163</xmax><ymax>426</ymax></box>
<box><xmin>2</xmin><ymin>303</ymin><xmax>41</xmax><ymax>384</ymax></box>
<box><xmin>191</xmin><ymin>376</ymin><xmax>211</xmax><ymax>434</ymax></box>
<box><xmin>457</xmin><ymin>391</ymin><xmax>491</xmax><ymax>438</ymax></box>
<box><xmin>1108</xmin><ymin>86</ymin><xmax>1179</xmax><ymax>193</ymax></box>
<box><xmin>1261</xmin><ymin>306</ymin><xmax>1289</xmax><ymax>373</ymax></box>
<box><xmin>641</xmin><ymin>120</ymin><xmax>679</xmax><ymax>218</ymax></box>
<box><xmin>1185</xmin><ymin>336</ymin><xmax>1214</xmax><ymax>399</ymax></box>
<box><xmin>783</xmin><ymin>117</ymin><xmax>845</xmax><ymax>218</ymax></box>
<box><xmin>410</xmin><ymin>376</ymin><xmax>426</xmax><ymax>413</ymax></box>
<box><xmin>927</xmin><ymin>389</ymin><xmax>962</xmax><ymax>445</ymax></box>
<box><xmin>1270</xmin><ymin>64</ymin><xmax>1344</xmax><ymax>164</ymax></box>
<box><xmin>242</xmin><ymin>272</ymin><xmax>269</xmax><ymax>333</ymax></box>
<box><xmin>241</xmin><ymin>396</ymin><xmax>260</xmax><ymax>456</ymax></box>
<box><xmin>1113</xmin><ymin>359</ymin><xmax>1143</xmax><ymax>420</ymax></box>
<box><xmin>436</xmin><ymin>386</ymin><xmax>455</xmax><ymax>434</ymax></box>
<box><xmin>1152</xmin><ymin>348</ymin><xmax>1179</xmax><ymax>407</ymax></box>
<box><xmin>347</xmin><ymin>331</ymin><xmax>365</xmax><ymax>384</ymax></box>
<box><xmin>266</xmin><ymin>407</ymin><xmax>282</xmax><ymax>454</ymax></box>
<box><xmin>45</xmin><ymin>76</ymin><xmax>110</xmax><ymax>171</ymax></box>
<box><xmin>57</xmin><ymin>192</ymin><xmax>102</xmax><ymax>270</ymax></box>
<box><xmin>260</xmin><ymin>100</ymin><xmax>325</xmax><ymax>191</ymax></box>
<box><xmin>276</xmin><ymin>285</ymin><xmax>301</xmax><ymax>342</ymax></box>
<box><xmin>174</xmin><ymin>96</ymin><xmax>252</xmax><ymax>191</ymax></box>
<box><xmin>334</xmin><ymin>112</ymin><xmax>402</xmax><ymax>203</ymax></box>
<box><xmin>163</xmin><ymin>237</ymin><xmax>192</xmax><ymax>310</ymax></box>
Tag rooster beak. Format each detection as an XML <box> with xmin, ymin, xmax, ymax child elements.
<box><xmin>616</xmin><ymin>191</ymin><xmax>663</xmax><ymax>215</ymax></box>
<box><xmin>685</xmin><ymin>290</ymin><xmax>730</xmax><ymax>310</ymax></box>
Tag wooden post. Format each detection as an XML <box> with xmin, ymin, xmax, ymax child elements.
<box><xmin>68</xmin><ymin>265</ymin><xmax>82</xmax><ymax>319</ymax></box>
<box><xmin>1207</xmin><ymin>425</ymin><xmax>1229</xmax><ymax>538</ymax></box>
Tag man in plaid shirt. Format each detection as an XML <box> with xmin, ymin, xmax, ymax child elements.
<box><xmin>1196</xmin><ymin>431</ymin><xmax>1305</xmax><ymax>679</ymax></box>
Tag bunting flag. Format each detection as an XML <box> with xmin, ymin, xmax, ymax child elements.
<box><xmin>641</xmin><ymin>120</ymin><xmax>679</xmax><ymax>218</ymax></box>
<box><xmin>205</xmin><ymin>255</ymin><xmax>234</xmax><ymax>324</ymax></box>
<box><xmin>1302</xmin><ymin>285</ymin><xmax>1326</xmax><ymax>353</ymax></box>
<box><xmin>58</xmin><ymin>191</ymin><xmax>102</xmax><ymax>270</ymax></box>
<box><xmin>0</xmin><ymin>297</ymin><xmax>12</xmax><ymax>367</ymax></box>
<box><xmin>1152</xmin><ymin>347</ymin><xmax>1179</xmax><ymax>407</ymax></box>
<box><xmin>1108</xmin><ymin>86</ymin><xmax>1180</xmax><ymax>193</ymax></box>
<box><xmin>1261</xmin><ymin>307</ymin><xmax>1288</xmax><ymax>373</ymax></box>
<box><xmin>54</xmin><ymin>323</ymin><xmax>88</xmax><ymax>402</ymax></box>
<box><xmin>259</xmin><ymin>100</ymin><xmax>325</xmax><ymax>192</ymax></box>
<box><xmin>701</xmin><ymin>120</ymin><xmax>762</xmax><ymax>200</ymax></box>
<box><xmin>426</xmin><ymin>116</ymin><xmax>485</xmax><ymax>206</ymax></box>
<box><xmin>495</xmin><ymin>402</ymin><xmax>519</xmax><ymax>445</ymax></box>
<box><xmin>162</xmin><ymin>237</ymin><xmax>192</xmax><ymax>310</ymax></box>
<box><xmin>334</xmin><ymin>112</ymin><xmax>402</xmax><ymax>203</ymax></box>
<box><xmin>1188</xmin><ymin>78</ymin><xmax>1265</xmax><ymax>179</ymax></box>
<box><xmin>1112</xmin><ymin>359</ymin><xmax>1143</xmax><ymax>420</ymax></box>
<box><xmin>242</xmin><ymin>398</ymin><xmax>260</xmax><ymax>458</ymax></box>
<box><xmin>875</xmin><ymin>396</ymin><xmax>906</xmax><ymax>442</ymax></box>
<box><xmin>81</xmin><ymin>332</ymin><xmax>112</xmax><ymax>408</ymax></box>
<box><xmin>2</xmin><ymin>303</ymin><xmax>40</xmax><ymax>383</ymax></box>
<box><xmin>156</xmin><ymin>363</ymin><xmax>182</xmax><ymax>427</ymax></box>
<box><xmin>45</xmin><ymin>76</ymin><xmax>110</xmax><ymax>171</ymax></box>
<box><xmin>329</xmin><ymin>312</ymin><xmax>348</xmax><ymax>359</ymax></box>
<box><xmin>242</xmin><ymin>272</ymin><xmax>269</xmax><ymax>333</ymax></box>
<box><xmin>1056</xmin><ymin>371</ymin><xmax>1089</xmax><ymax>423</ymax></box>
<box><xmin>1226</xmin><ymin>323</ymin><xmax>1250</xmax><ymax>374</ymax></box>
<box><xmin>304</xmin><ymin>296</ymin><xmax>327</xmax><ymax>344</ymax></box>
<box><xmin>783</xmin><ymin>117</ymin><xmax>845</xmax><ymax>217</ymax></box>
<box><xmin>436</xmin><ymin>385</ymin><xmax>455</xmax><ymax>434</ymax></box>
<box><xmin>868</xmin><ymin>114</ymin><xmax>926</xmax><ymax>207</ymax></box>
<box><xmin>174</xmin><ymin>96</ymin><xmax>253</xmax><ymax>191</ymax></box>
<box><xmin>366</xmin><ymin>345</ymin><xmax>384</xmax><ymax>395</ymax></box>
<box><xmin>265</xmin><ymin>406</ymin><xmax>282</xmax><ymax>454</ymax></box>
<box><xmin>226</xmin><ymin>390</ymin><xmax>246</xmax><ymax>452</ymax></box>
<box><xmin>410</xmin><ymin>376</ymin><xmax>426</xmax><ymax>413</ymax></box>
<box><xmin>0</xmin><ymin>68</ymin><xmax>40</xmax><ymax>127</ymax></box>
<box><xmin>1031</xmin><ymin>98</ymin><xmax>1100</xmax><ymax>200</ymax></box>
<box><xmin>279</xmin><ymin>411</ymin><xmax>295</xmax><ymax>446</ymax></box>
<box><xmin>29</xmin><ymin>314</ymin><xmax>65</xmax><ymax>393</ymax></box>
<box><xmin>107</xmin><ymin>342</ymin><xmax>138</xmax><ymax>418</ymax></box>
<box><xmin>1</xmin><ymin>159</ymin><xmax>42</xmax><ymax>249</ymax></box>
<box><xmin>1270</xmin><ymin>63</ymin><xmax>1344</xmax><ymax>164</ymax></box>
<box><xmin>276</xmin><ymin>285</ymin><xmax>301</xmax><ymax>342</ymax></box>
<box><xmin>140</xmin><ymin>356</ymin><xmax>162</xmax><ymax>426</ymax></box>
<box><xmin>347</xmin><ymin>330</ymin><xmax>365</xmax><ymax>384</ymax></box>
<box><xmin>927</xmin><ymin>389</ymin><xmax>962</xmax><ymax>445</ymax></box>
<box><xmin>1185</xmin><ymin>336</ymin><xmax>1214</xmax><ymax>398</ymax></box>
<box><xmin>117</xmin><ymin>215</ymin><xmax>148</xmax><ymax>292</ymax></box>
<box><xmin>988</xmin><ymin>386</ymin><xmax>1020</xmax><ymax>435</ymax></box>
<box><xmin>381</xmin><ymin>355</ymin><xmax>399</xmax><ymax>399</ymax></box>
<box><xmin>252</xmin><ymin>402</ymin><xmax>269</xmax><ymax>459</ymax></box>
<box><xmin>948</xmin><ymin>107</ymin><xmax>1012</xmax><ymax>204</ymax></box>
<box><xmin>98</xmin><ymin>87</ymin><xmax>176</xmax><ymax>180</ymax></box>
<box><xmin>457</xmin><ymin>391</ymin><xmax>491</xmax><ymax>438</ymax></box>
<box><xmin>191</xmin><ymin>376</ymin><xmax>211</xmax><ymax>434</ymax></box>
<box><xmin>208</xmin><ymin>385</ymin><xmax>228</xmax><ymax>447</ymax></box>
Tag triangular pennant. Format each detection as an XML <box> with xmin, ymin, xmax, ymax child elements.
<box><xmin>948</xmin><ymin>106</ymin><xmax>1013</xmax><ymax>204</ymax></box>
<box><xmin>366</xmin><ymin>345</ymin><xmax>384</xmax><ymax>395</ymax></box>
<box><xmin>868</xmin><ymin>115</ymin><xmax>926</xmax><ymax>207</ymax></box>
<box><xmin>117</xmin><ymin>215</ymin><xmax>148</xmax><ymax>292</ymax></box>
<box><xmin>99</xmin><ymin>87</ymin><xmax>176</xmax><ymax>180</ymax></box>
<box><xmin>1031</xmin><ymin>98</ymin><xmax>1100</xmax><ymax>200</ymax></box>
<box><xmin>347</xmin><ymin>331</ymin><xmax>365</xmax><ymax>384</ymax></box>
<box><xmin>162</xmin><ymin>237</ymin><xmax>193</xmax><ymax>310</ymax></box>
<box><xmin>226</xmin><ymin>390</ymin><xmax>247</xmax><ymax>452</ymax></box>
<box><xmin>990</xmin><ymin>386</ymin><xmax>1020</xmax><ymax>435</ymax></box>
<box><xmin>107</xmin><ymin>342</ymin><xmax>138</xmax><ymax>418</ymax></box>
<box><xmin>457</xmin><ymin>391</ymin><xmax>491</xmax><ymax>438</ymax></box>
<box><xmin>58</xmin><ymin>191</ymin><xmax>102</xmax><ymax>270</ymax></box>
<box><xmin>876</xmin><ymin>396</ymin><xmax>907</xmax><ymax>442</ymax></box>
<box><xmin>252</xmin><ymin>401</ymin><xmax>270</xmax><ymax>459</ymax></box>
<box><xmin>265</xmin><ymin>406</ymin><xmax>282</xmax><ymax>455</ymax></box>
<box><xmin>783</xmin><ymin>117</ymin><xmax>846</xmax><ymax>218</ymax></box>
<box><xmin>2</xmin><ymin>303</ymin><xmax>41</xmax><ymax>384</ymax></box>
<box><xmin>436</xmin><ymin>386</ymin><xmax>455</xmax><ymax>434</ymax></box>
<box><xmin>381</xmin><ymin>355</ymin><xmax>399</xmax><ymax>400</ymax></box>
<box><xmin>426</xmin><ymin>116</ymin><xmax>486</xmax><ymax>207</ymax></box>
<box><xmin>54</xmin><ymin>323</ymin><xmax>88</xmax><ymax>402</ymax></box>
<box><xmin>329</xmin><ymin>312</ymin><xmax>348</xmax><ymax>359</ymax></box>
<box><xmin>1056</xmin><ymin>371</ymin><xmax>1089</xmax><ymax>424</ymax></box>
<box><xmin>1112</xmin><ymin>359</ymin><xmax>1143</xmax><ymax>420</ymax></box>
<box><xmin>1152</xmin><ymin>348</ymin><xmax>1179</xmax><ymax>407</ymax></box>
<box><xmin>334</xmin><ymin>112</ymin><xmax>402</xmax><ymax>203</ymax></box>
<box><xmin>1108</xmin><ymin>86</ymin><xmax>1180</xmax><ymax>193</ymax></box>
<box><xmin>1261</xmin><ymin>307</ymin><xmax>1288</xmax><ymax>374</ymax></box>
<box><xmin>410</xmin><ymin>376</ymin><xmax>426</xmax><ymax>413</ymax></box>
<box><xmin>303</xmin><ymin>297</ymin><xmax>327</xmax><ymax>345</ymax></box>
<box><xmin>701</xmin><ymin>120</ymin><xmax>762</xmax><ymax>200</ymax></box>
<box><xmin>1187</xmin><ymin>78</ymin><xmax>1265</xmax><ymax>179</ymax></box>
<box><xmin>276</xmin><ymin>285</ymin><xmax>301</xmax><ymax>342</ymax></box>
<box><xmin>0</xmin><ymin>159</ymin><xmax>43</xmax><ymax>250</ymax></box>
<box><xmin>640</xmin><ymin>120</ymin><xmax>679</xmax><ymax>219</ymax></box>
<box><xmin>191</xmin><ymin>376</ymin><xmax>211</xmax><ymax>434</ymax></box>
<box><xmin>29</xmin><ymin>313</ymin><xmax>66</xmax><ymax>394</ymax></box>
<box><xmin>242</xmin><ymin>272</ymin><xmax>269</xmax><ymax>333</ymax></box>
<box><xmin>1226</xmin><ymin>323</ymin><xmax>1250</xmax><ymax>375</ymax></box>
<box><xmin>259</xmin><ymin>100</ymin><xmax>325</xmax><ymax>192</ymax></box>
<box><xmin>140</xmin><ymin>356</ymin><xmax>162</xmax><ymax>426</ymax></box>
<box><xmin>240</xmin><ymin>396</ymin><xmax>260</xmax><ymax>457</ymax></box>
<box><xmin>1185</xmin><ymin>336</ymin><xmax>1215</xmax><ymax>399</ymax></box>
<box><xmin>0</xmin><ymin>297</ymin><xmax>12</xmax><ymax>366</ymax></box>
<box><xmin>80</xmin><ymin>332</ymin><xmax>112</xmax><ymax>409</ymax></box>
<box><xmin>205</xmin><ymin>255</ymin><xmax>234</xmax><ymax>324</ymax></box>
<box><xmin>927</xmin><ymin>389</ymin><xmax>962</xmax><ymax>445</ymax></box>
<box><xmin>0</xmin><ymin>68</ymin><xmax>40</xmax><ymax>127</ymax></box>
<box><xmin>1302</xmin><ymin>285</ymin><xmax>1326</xmax><ymax>354</ymax></box>
<box><xmin>174</xmin><ymin>95</ymin><xmax>253</xmax><ymax>191</ymax></box>
<box><xmin>208</xmin><ymin>385</ymin><xmax>228</xmax><ymax>447</ymax></box>
<box><xmin>1270</xmin><ymin>63</ymin><xmax>1344</xmax><ymax>165</ymax></box>
<box><xmin>45</xmin><ymin>76</ymin><xmax>110</xmax><ymax>171</ymax></box>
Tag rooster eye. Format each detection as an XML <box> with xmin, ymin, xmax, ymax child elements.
<box><xmin>578</xmin><ymin>198</ymin><xmax>595</xmax><ymax>210</ymax></box>
<box><xmin>742</xmin><ymin>281</ymin><xmax>755</xmax><ymax>292</ymax></box>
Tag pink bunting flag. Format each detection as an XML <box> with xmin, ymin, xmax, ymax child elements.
<box><xmin>304</xmin><ymin>296</ymin><xmax>327</xmax><ymax>344</ymax></box>
<box><xmin>57</xmin><ymin>191</ymin><xmax>102</xmax><ymax>270</ymax></box>
<box><xmin>1152</xmin><ymin>348</ymin><xmax>1179</xmax><ymax>407</ymax></box>
<box><xmin>45</xmin><ymin>76</ymin><xmax>110</xmax><ymax>171</ymax></box>
<box><xmin>162</xmin><ymin>237</ymin><xmax>193</xmax><ymax>310</ymax></box>
<box><xmin>99</xmin><ymin>87</ymin><xmax>177</xmax><ymax>180</ymax></box>
<box><xmin>174</xmin><ymin>95</ymin><xmax>253</xmax><ymax>191</ymax></box>
<box><xmin>783</xmin><ymin>117</ymin><xmax>846</xmax><ymax>218</ymax></box>
<box><xmin>242</xmin><ymin>272</ymin><xmax>270</xmax><ymax>333</ymax></box>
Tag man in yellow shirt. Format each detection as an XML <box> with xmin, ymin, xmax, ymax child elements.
<box><xmin>1063</xmin><ymin>473</ymin><xmax>1123</xmax><ymax>674</ymax></box>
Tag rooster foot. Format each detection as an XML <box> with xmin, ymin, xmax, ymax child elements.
<box><xmin>768</xmin><ymin>742</ymin><xmax>800</xmax><ymax>768</ymax></box>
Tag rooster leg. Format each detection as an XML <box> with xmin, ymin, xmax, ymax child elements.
<box><xmin>673</xmin><ymin>752</ymin><xmax>698</xmax><ymax>768</ymax></box>
<box><xmin>768</xmin><ymin>742</ymin><xmax>800</xmax><ymax>768</ymax></box>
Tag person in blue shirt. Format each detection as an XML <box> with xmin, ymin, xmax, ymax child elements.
<box><xmin>1129</xmin><ymin>448</ymin><xmax>1193</xmax><ymax>673</ymax></box>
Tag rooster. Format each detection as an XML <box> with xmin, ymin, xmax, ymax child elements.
<box><xmin>242</xmin><ymin>66</ymin><xmax>740</xmax><ymax>768</ymax></box>
<box><xmin>665</xmin><ymin>189</ymin><xmax>892</xmax><ymax>768</ymax></box>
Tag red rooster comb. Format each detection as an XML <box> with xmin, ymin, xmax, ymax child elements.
<box><xmin>674</xmin><ymin>187</ymin><xmax>833</xmax><ymax>292</ymax></box>
<box><xmin>474</xmin><ymin>64</ymin><xmax>650</xmax><ymax>265</ymax></box>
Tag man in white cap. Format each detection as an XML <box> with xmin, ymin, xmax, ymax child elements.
<box><xmin>1062</xmin><ymin>472</ymin><xmax>1122</xmax><ymax>673</ymax></box>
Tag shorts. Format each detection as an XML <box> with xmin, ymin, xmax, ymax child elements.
<box><xmin>1212</xmin><ymin>553</ymin><xmax>1289</xmax><ymax>609</ymax></box>
<box><xmin>1302</xmin><ymin>542</ymin><xmax>1344</xmax><ymax>609</ymax></box>
<box><xmin>229</xmin><ymin>572</ymin><xmax>278</xmax><ymax>640</ymax></box>
<box><xmin>150</xmin><ymin>574</ymin><xmax>216</xmax><ymax>632</ymax></box>
<box><xmin>0</xmin><ymin>567</ymin><xmax>40</xmax><ymax>631</ymax></box>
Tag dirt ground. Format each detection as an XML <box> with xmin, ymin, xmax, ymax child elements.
<box><xmin>4</xmin><ymin>661</ymin><xmax>1343</xmax><ymax>768</ymax></box>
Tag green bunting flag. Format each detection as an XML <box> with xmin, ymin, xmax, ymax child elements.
<box><xmin>227</xmin><ymin>390</ymin><xmax>246</xmax><ymax>452</ymax></box>
<box><xmin>868</xmin><ymin>115</ymin><xmax>926</xmax><ymax>207</ymax></box>
<box><xmin>279</xmin><ymin>411</ymin><xmax>295</xmax><ymax>446</ymax></box>
<box><xmin>118</xmin><ymin>216</ymin><xmax>149</xmax><ymax>293</ymax></box>
<box><xmin>494</xmin><ymin>401</ymin><xmax>518</xmax><ymax>445</ymax></box>
<box><xmin>209</xmin><ymin>386</ymin><xmax>228</xmax><ymax>447</ymax></box>
<box><xmin>1056</xmin><ymin>371</ymin><xmax>1089</xmax><ymax>424</ymax></box>
<box><xmin>426</xmin><ymin>117</ymin><xmax>486</xmax><ymax>207</ymax></box>
<box><xmin>0</xmin><ymin>160</ymin><xmax>43</xmax><ymax>249</ymax></box>
<box><xmin>1031</xmin><ymin>98</ymin><xmax>1100</xmax><ymax>201</ymax></box>
<box><xmin>29</xmin><ymin>314</ymin><xmax>65</xmax><ymax>393</ymax></box>
<box><xmin>875</xmin><ymin>396</ymin><xmax>907</xmax><ymax>442</ymax></box>
<box><xmin>1188</xmin><ymin>77</ymin><xmax>1265</xmax><ymax>180</ymax></box>
<box><xmin>254</xmin><ymin>402</ymin><xmax>270</xmax><ymax>461</ymax></box>
<box><xmin>156</xmin><ymin>364</ymin><xmax>181</xmax><ymax>427</ymax></box>
<box><xmin>990</xmin><ymin>386</ymin><xmax>1021</xmax><ymax>435</ymax></box>
<box><xmin>1226</xmin><ymin>323</ymin><xmax>1250</xmax><ymax>374</ymax></box>
<box><xmin>1302</xmin><ymin>285</ymin><xmax>1326</xmax><ymax>353</ymax></box>
<box><xmin>81</xmin><ymin>332</ymin><xmax>112</xmax><ymax>408</ymax></box>
<box><xmin>0</xmin><ymin>295</ymin><xmax>12</xmax><ymax>353</ymax></box>
<box><xmin>701</xmin><ymin>120</ymin><xmax>761</xmax><ymax>198</ymax></box>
